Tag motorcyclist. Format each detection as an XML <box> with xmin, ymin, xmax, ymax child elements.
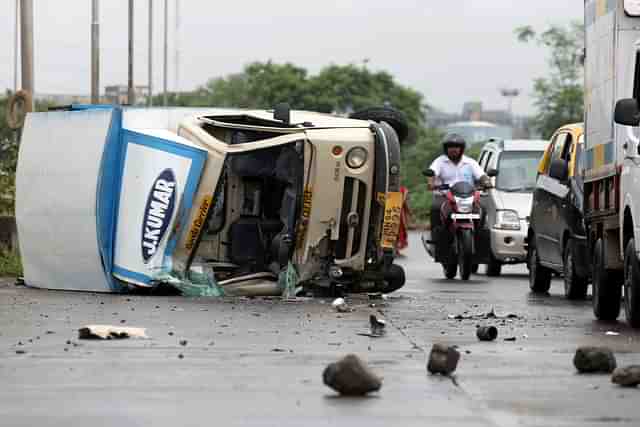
<box><xmin>425</xmin><ymin>133</ymin><xmax>492</xmax><ymax>232</ymax></box>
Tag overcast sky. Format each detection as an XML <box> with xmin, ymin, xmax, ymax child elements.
<box><xmin>0</xmin><ymin>1</ymin><xmax>582</xmax><ymax>115</ymax></box>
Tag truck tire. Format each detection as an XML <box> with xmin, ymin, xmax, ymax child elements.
<box><xmin>349</xmin><ymin>107</ymin><xmax>409</xmax><ymax>143</ymax></box>
<box><xmin>486</xmin><ymin>252</ymin><xmax>502</xmax><ymax>277</ymax></box>
<box><xmin>624</xmin><ymin>239</ymin><xmax>640</xmax><ymax>328</ymax></box>
<box><xmin>458</xmin><ymin>229</ymin><xmax>473</xmax><ymax>281</ymax></box>
<box><xmin>528</xmin><ymin>244</ymin><xmax>551</xmax><ymax>293</ymax></box>
<box><xmin>563</xmin><ymin>239</ymin><xmax>588</xmax><ymax>300</ymax></box>
<box><xmin>592</xmin><ymin>239</ymin><xmax>622</xmax><ymax>321</ymax></box>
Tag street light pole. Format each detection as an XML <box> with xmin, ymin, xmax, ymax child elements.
<box><xmin>500</xmin><ymin>88</ymin><xmax>520</xmax><ymax>124</ymax></box>
<box><xmin>163</xmin><ymin>0</ymin><xmax>168</xmax><ymax>106</ymax></box>
<box><xmin>91</xmin><ymin>0</ymin><xmax>100</xmax><ymax>104</ymax></box>
<box><xmin>14</xmin><ymin>0</ymin><xmax>19</xmax><ymax>92</ymax></box>
<box><xmin>128</xmin><ymin>0</ymin><xmax>135</xmax><ymax>105</ymax></box>
<box><xmin>148</xmin><ymin>0</ymin><xmax>153</xmax><ymax>106</ymax></box>
<box><xmin>20</xmin><ymin>0</ymin><xmax>34</xmax><ymax>111</ymax></box>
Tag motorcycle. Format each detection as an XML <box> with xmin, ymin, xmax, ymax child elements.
<box><xmin>422</xmin><ymin>171</ymin><xmax>492</xmax><ymax>280</ymax></box>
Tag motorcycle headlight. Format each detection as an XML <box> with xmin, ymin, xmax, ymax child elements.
<box><xmin>495</xmin><ymin>210</ymin><xmax>521</xmax><ymax>230</ymax></box>
<box><xmin>454</xmin><ymin>196</ymin><xmax>474</xmax><ymax>213</ymax></box>
<box><xmin>346</xmin><ymin>147</ymin><xmax>368</xmax><ymax>169</ymax></box>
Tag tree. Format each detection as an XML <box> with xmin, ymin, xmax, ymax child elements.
<box><xmin>516</xmin><ymin>22</ymin><xmax>584</xmax><ymax>138</ymax></box>
<box><xmin>0</xmin><ymin>94</ymin><xmax>19</xmax><ymax>215</ymax></box>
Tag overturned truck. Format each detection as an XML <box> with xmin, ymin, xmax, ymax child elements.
<box><xmin>16</xmin><ymin>105</ymin><xmax>406</xmax><ymax>296</ymax></box>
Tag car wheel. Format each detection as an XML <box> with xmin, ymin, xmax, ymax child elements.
<box><xmin>349</xmin><ymin>107</ymin><xmax>409</xmax><ymax>143</ymax></box>
<box><xmin>443</xmin><ymin>260</ymin><xmax>457</xmax><ymax>280</ymax></box>
<box><xmin>529</xmin><ymin>244</ymin><xmax>551</xmax><ymax>293</ymax></box>
<box><xmin>592</xmin><ymin>238</ymin><xmax>622</xmax><ymax>321</ymax></box>
<box><xmin>486</xmin><ymin>252</ymin><xmax>502</xmax><ymax>277</ymax></box>
<box><xmin>624</xmin><ymin>239</ymin><xmax>640</xmax><ymax>328</ymax></box>
<box><xmin>563</xmin><ymin>239</ymin><xmax>588</xmax><ymax>300</ymax></box>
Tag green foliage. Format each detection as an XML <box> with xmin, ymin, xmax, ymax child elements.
<box><xmin>0</xmin><ymin>246</ymin><xmax>22</xmax><ymax>277</ymax></box>
<box><xmin>0</xmin><ymin>95</ymin><xmax>18</xmax><ymax>215</ymax></box>
<box><xmin>515</xmin><ymin>22</ymin><xmax>584</xmax><ymax>138</ymax></box>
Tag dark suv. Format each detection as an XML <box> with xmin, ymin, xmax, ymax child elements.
<box><xmin>528</xmin><ymin>123</ymin><xmax>590</xmax><ymax>299</ymax></box>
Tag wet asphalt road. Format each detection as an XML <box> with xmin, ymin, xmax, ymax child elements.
<box><xmin>1</xmin><ymin>231</ymin><xmax>640</xmax><ymax>426</ymax></box>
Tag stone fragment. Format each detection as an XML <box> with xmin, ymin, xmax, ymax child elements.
<box><xmin>573</xmin><ymin>346</ymin><xmax>616</xmax><ymax>373</ymax></box>
<box><xmin>369</xmin><ymin>314</ymin><xmax>386</xmax><ymax>336</ymax></box>
<box><xmin>78</xmin><ymin>325</ymin><xmax>148</xmax><ymax>340</ymax></box>
<box><xmin>476</xmin><ymin>326</ymin><xmax>498</xmax><ymax>341</ymax></box>
<box><xmin>612</xmin><ymin>365</ymin><xmax>640</xmax><ymax>387</ymax></box>
<box><xmin>427</xmin><ymin>343</ymin><xmax>460</xmax><ymax>375</ymax></box>
<box><xmin>323</xmin><ymin>354</ymin><xmax>382</xmax><ymax>395</ymax></box>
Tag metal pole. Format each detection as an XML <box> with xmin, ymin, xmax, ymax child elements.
<box><xmin>14</xmin><ymin>0</ymin><xmax>19</xmax><ymax>92</ymax></box>
<box><xmin>148</xmin><ymin>0</ymin><xmax>153</xmax><ymax>106</ymax></box>
<box><xmin>163</xmin><ymin>0</ymin><xmax>168</xmax><ymax>106</ymax></box>
<box><xmin>20</xmin><ymin>0</ymin><xmax>34</xmax><ymax>111</ymax></box>
<box><xmin>128</xmin><ymin>0</ymin><xmax>135</xmax><ymax>105</ymax></box>
<box><xmin>91</xmin><ymin>0</ymin><xmax>100</xmax><ymax>104</ymax></box>
<box><xmin>175</xmin><ymin>0</ymin><xmax>179</xmax><ymax>93</ymax></box>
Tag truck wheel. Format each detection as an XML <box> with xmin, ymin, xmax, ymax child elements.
<box><xmin>528</xmin><ymin>245</ymin><xmax>551</xmax><ymax>293</ymax></box>
<box><xmin>486</xmin><ymin>253</ymin><xmax>502</xmax><ymax>277</ymax></box>
<box><xmin>624</xmin><ymin>239</ymin><xmax>640</xmax><ymax>328</ymax></box>
<box><xmin>382</xmin><ymin>264</ymin><xmax>406</xmax><ymax>293</ymax></box>
<box><xmin>443</xmin><ymin>260</ymin><xmax>457</xmax><ymax>280</ymax></box>
<box><xmin>349</xmin><ymin>107</ymin><xmax>409</xmax><ymax>143</ymax></box>
<box><xmin>458</xmin><ymin>229</ymin><xmax>473</xmax><ymax>281</ymax></box>
<box><xmin>592</xmin><ymin>239</ymin><xmax>622</xmax><ymax>321</ymax></box>
<box><xmin>563</xmin><ymin>239</ymin><xmax>588</xmax><ymax>300</ymax></box>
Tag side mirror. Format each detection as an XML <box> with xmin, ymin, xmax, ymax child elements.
<box><xmin>487</xmin><ymin>168</ymin><xmax>498</xmax><ymax>177</ymax></box>
<box><xmin>614</xmin><ymin>98</ymin><xmax>640</xmax><ymax>126</ymax></box>
<box><xmin>422</xmin><ymin>168</ymin><xmax>435</xmax><ymax>177</ymax></box>
<box><xmin>274</xmin><ymin>103</ymin><xmax>291</xmax><ymax>125</ymax></box>
<box><xmin>549</xmin><ymin>159</ymin><xmax>569</xmax><ymax>182</ymax></box>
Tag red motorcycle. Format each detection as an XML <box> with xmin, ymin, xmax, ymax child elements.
<box><xmin>422</xmin><ymin>171</ymin><xmax>491</xmax><ymax>280</ymax></box>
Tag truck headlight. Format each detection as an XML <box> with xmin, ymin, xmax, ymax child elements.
<box><xmin>346</xmin><ymin>147</ymin><xmax>368</xmax><ymax>169</ymax></box>
<box><xmin>494</xmin><ymin>210</ymin><xmax>521</xmax><ymax>230</ymax></box>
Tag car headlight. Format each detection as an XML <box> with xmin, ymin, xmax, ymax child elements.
<box><xmin>346</xmin><ymin>147</ymin><xmax>368</xmax><ymax>169</ymax></box>
<box><xmin>454</xmin><ymin>196</ymin><xmax>474</xmax><ymax>213</ymax></box>
<box><xmin>494</xmin><ymin>210</ymin><xmax>521</xmax><ymax>230</ymax></box>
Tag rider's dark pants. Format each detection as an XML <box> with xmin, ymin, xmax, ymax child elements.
<box><xmin>431</xmin><ymin>193</ymin><xmax>445</xmax><ymax>232</ymax></box>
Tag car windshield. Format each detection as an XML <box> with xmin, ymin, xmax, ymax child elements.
<box><xmin>495</xmin><ymin>151</ymin><xmax>544</xmax><ymax>192</ymax></box>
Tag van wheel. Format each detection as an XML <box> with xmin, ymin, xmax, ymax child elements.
<box><xmin>563</xmin><ymin>239</ymin><xmax>588</xmax><ymax>300</ymax></box>
<box><xmin>382</xmin><ymin>264</ymin><xmax>406</xmax><ymax>293</ymax></box>
<box><xmin>624</xmin><ymin>239</ymin><xmax>640</xmax><ymax>328</ymax></box>
<box><xmin>486</xmin><ymin>253</ymin><xmax>502</xmax><ymax>277</ymax></box>
<box><xmin>592</xmin><ymin>239</ymin><xmax>622</xmax><ymax>321</ymax></box>
<box><xmin>529</xmin><ymin>245</ymin><xmax>551</xmax><ymax>293</ymax></box>
<box><xmin>349</xmin><ymin>107</ymin><xmax>409</xmax><ymax>143</ymax></box>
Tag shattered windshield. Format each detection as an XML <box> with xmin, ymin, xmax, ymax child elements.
<box><xmin>495</xmin><ymin>151</ymin><xmax>544</xmax><ymax>192</ymax></box>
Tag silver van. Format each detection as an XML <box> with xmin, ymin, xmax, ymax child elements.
<box><xmin>477</xmin><ymin>139</ymin><xmax>549</xmax><ymax>276</ymax></box>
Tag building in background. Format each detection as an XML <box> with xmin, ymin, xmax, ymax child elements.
<box><xmin>104</xmin><ymin>85</ymin><xmax>149</xmax><ymax>106</ymax></box>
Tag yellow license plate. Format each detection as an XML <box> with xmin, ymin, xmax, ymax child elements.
<box><xmin>381</xmin><ymin>191</ymin><xmax>402</xmax><ymax>249</ymax></box>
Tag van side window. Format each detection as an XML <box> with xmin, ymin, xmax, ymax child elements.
<box><xmin>485</xmin><ymin>152</ymin><xmax>494</xmax><ymax>171</ymax></box>
<box><xmin>478</xmin><ymin>151</ymin><xmax>487</xmax><ymax>169</ymax></box>
<box><xmin>550</xmin><ymin>133</ymin><xmax>567</xmax><ymax>163</ymax></box>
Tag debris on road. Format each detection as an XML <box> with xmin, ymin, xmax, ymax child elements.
<box><xmin>476</xmin><ymin>325</ymin><xmax>498</xmax><ymax>341</ymax></box>
<box><xmin>503</xmin><ymin>336</ymin><xmax>517</xmax><ymax>342</ymax></box>
<box><xmin>612</xmin><ymin>365</ymin><xmax>640</xmax><ymax>387</ymax></box>
<box><xmin>332</xmin><ymin>298</ymin><xmax>351</xmax><ymax>313</ymax></box>
<box><xmin>78</xmin><ymin>325</ymin><xmax>148</xmax><ymax>340</ymax></box>
<box><xmin>427</xmin><ymin>343</ymin><xmax>460</xmax><ymax>375</ymax></box>
<box><xmin>573</xmin><ymin>346</ymin><xmax>617</xmax><ymax>373</ymax></box>
<box><xmin>605</xmin><ymin>331</ymin><xmax>621</xmax><ymax>336</ymax></box>
<box><xmin>323</xmin><ymin>354</ymin><xmax>382</xmax><ymax>396</ymax></box>
<box><xmin>369</xmin><ymin>314</ymin><xmax>386</xmax><ymax>336</ymax></box>
<box><xmin>448</xmin><ymin>306</ymin><xmax>520</xmax><ymax>320</ymax></box>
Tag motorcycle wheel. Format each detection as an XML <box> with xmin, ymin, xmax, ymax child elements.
<box><xmin>443</xmin><ymin>260</ymin><xmax>457</xmax><ymax>279</ymax></box>
<box><xmin>458</xmin><ymin>229</ymin><xmax>473</xmax><ymax>281</ymax></box>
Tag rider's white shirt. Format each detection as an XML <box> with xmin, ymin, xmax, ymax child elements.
<box><xmin>429</xmin><ymin>155</ymin><xmax>484</xmax><ymax>186</ymax></box>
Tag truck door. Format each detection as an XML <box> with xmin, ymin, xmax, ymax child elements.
<box><xmin>550</xmin><ymin>133</ymin><xmax>575</xmax><ymax>265</ymax></box>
